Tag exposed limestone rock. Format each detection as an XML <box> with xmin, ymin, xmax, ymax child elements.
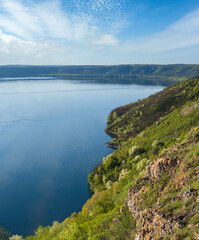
<box><xmin>134</xmin><ymin>208</ymin><xmax>180</xmax><ymax>240</ymax></box>
<box><xmin>126</xmin><ymin>144</ymin><xmax>188</xmax><ymax>240</ymax></box>
<box><xmin>105</xmin><ymin>130</ymin><xmax>119</xmax><ymax>138</ymax></box>
<box><xmin>127</xmin><ymin>180</ymin><xmax>148</xmax><ymax>220</ymax></box>
<box><xmin>106</xmin><ymin>141</ymin><xmax>118</xmax><ymax>149</ymax></box>
<box><xmin>146</xmin><ymin>156</ymin><xmax>179</xmax><ymax>179</ymax></box>
<box><xmin>127</xmin><ymin>182</ymin><xmax>181</xmax><ymax>240</ymax></box>
<box><xmin>127</xmin><ymin>178</ymin><xmax>180</xmax><ymax>240</ymax></box>
<box><xmin>174</xmin><ymin>172</ymin><xmax>187</xmax><ymax>189</ymax></box>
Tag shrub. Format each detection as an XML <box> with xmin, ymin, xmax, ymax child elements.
<box><xmin>131</xmin><ymin>155</ymin><xmax>141</xmax><ymax>164</ymax></box>
<box><xmin>106</xmin><ymin>180</ymin><xmax>113</xmax><ymax>189</ymax></box>
<box><xmin>9</xmin><ymin>235</ymin><xmax>23</xmax><ymax>240</ymax></box>
<box><xmin>82</xmin><ymin>191</ymin><xmax>113</xmax><ymax>216</ymax></box>
<box><xmin>136</xmin><ymin>158</ymin><xmax>150</xmax><ymax>172</ymax></box>
<box><xmin>129</xmin><ymin>146</ymin><xmax>139</xmax><ymax>156</ymax></box>
<box><xmin>119</xmin><ymin>169</ymin><xmax>129</xmax><ymax>180</ymax></box>
<box><xmin>112</xmin><ymin>182</ymin><xmax>122</xmax><ymax>194</ymax></box>
<box><xmin>112</xmin><ymin>111</ymin><xmax>118</xmax><ymax>121</ymax></box>
<box><xmin>104</xmin><ymin>157</ymin><xmax>120</xmax><ymax>171</ymax></box>
<box><xmin>129</xmin><ymin>146</ymin><xmax>145</xmax><ymax>157</ymax></box>
<box><xmin>152</xmin><ymin>140</ymin><xmax>164</xmax><ymax>147</ymax></box>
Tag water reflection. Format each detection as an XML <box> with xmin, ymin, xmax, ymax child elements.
<box><xmin>0</xmin><ymin>79</ymin><xmax>164</xmax><ymax>235</ymax></box>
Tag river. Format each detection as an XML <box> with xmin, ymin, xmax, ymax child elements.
<box><xmin>0</xmin><ymin>78</ymin><xmax>164</xmax><ymax>235</ymax></box>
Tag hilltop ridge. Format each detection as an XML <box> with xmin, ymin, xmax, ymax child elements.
<box><xmin>1</xmin><ymin>64</ymin><xmax>199</xmax><ymax>86</ymax></box>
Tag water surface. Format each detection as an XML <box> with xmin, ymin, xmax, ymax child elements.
<box><xmin>0</xmin><ymin>79</ymin><xmax>164</xmax><ymax>235</ymax></box>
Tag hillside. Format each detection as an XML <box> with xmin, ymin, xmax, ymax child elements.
<box><xmin>106</xmin><ymin>77</ymin><xmax>199</xmax><ymax>145</ymax></box>
<box><xmin>1</xmin><ymin>64</ymin><xmax>199</xmax><ymax>86</ymax></box>
<box><xmin>5</xmin><ymin>77</ymin><xmax>199</xmax><ymax>240</ymax></box>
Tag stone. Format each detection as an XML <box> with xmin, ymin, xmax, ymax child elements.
<box><xmin>146</xmin><ymin>156</ymin><xmax>179</xmax><ymax>179</ymax></box>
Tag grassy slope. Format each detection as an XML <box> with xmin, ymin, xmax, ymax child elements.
<box><xmin>106</xmin><ymin>78</ymin><xmax>199</xmax><ymax>143</ymax></box>
<box><xmin>24</xmin><ymin>77</ymin><xmax>199</xmax><ymax>240</ymax></box>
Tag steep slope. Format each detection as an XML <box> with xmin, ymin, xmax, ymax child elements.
<box><xmin>106</xmin><ymin>78</ymin><xmax>199</xmax><ymax>145</ymax></box>
<box><xmin>20</xmin><ymin>77</ymin><xmax>199</xmax><ymax>240</ymax></box>
<box><xmin>127</xmin><ymin>137</ymin><xmax>199</xmax><ymax>239</ymax></box>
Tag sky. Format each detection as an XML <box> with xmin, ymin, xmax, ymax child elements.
<box><xmin>0</xmin><ymin>0</ymin><xmax>199</xmax><ymax>65</ymax></box>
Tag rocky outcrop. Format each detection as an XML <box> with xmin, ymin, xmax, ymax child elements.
<box><xmin>126</xmin><ymin>143</ymin><xmax>196</xmax><ymax>240</ymax></box>
<box><xmin>106</xmin><ymin>141</ymin><xmax>118</xmax><ymax>149</ymax></box>
<box><xmin>127</xmin><ymin>178</ymin><xmax>149</xmax><ymax>220</ymax></box>
<box><xmin>134</xmin><ymin>208</ymin><xmax>180</xmax><ymax>240</ymax></box>
<box><xmin>126</xmin><ymin>169</ymin><xmax>181</xmax><ymax>240</ymax></box>
<box><xmin>146</xmin><ymin>156</ymin><xmax>179</xmax><ymax>180</ymax></box>
<box><xmin>127</xmin><ymin>179</ymin><xmax>181</xmax><ymax>240</ymax></box>
<box><xmin>105</xmin><ymin>130</ymin><xmax>119</xmax><ymax>138</ymax></box>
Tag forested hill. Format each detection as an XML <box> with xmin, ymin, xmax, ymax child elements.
<box><xmin>1</xmin><ymin>64</ymin><xmax>199</xmax><ymax>85</ymax></box>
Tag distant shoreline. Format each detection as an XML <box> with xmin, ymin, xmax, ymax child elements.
<box><xmin>0</xmin><ymin>64</ymin><xmax>199</xmax><ymax>86</ymax></box>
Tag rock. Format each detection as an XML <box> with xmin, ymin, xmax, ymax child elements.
<box><xmin>182</xmin><ymin>188</ymin><xmax>197</xmax><ymax>198</ymax></box>
<box><xmin>174</xmin><ymin>172</ymin><xmax>186</xmax><ymax>189</ymax></box>
<box><xmin>126</xmin><ymin>155</ymin><xmax>181</xmax><ymax>239</ymax></box>
<box><xmin>126</xmin><ymin>178</ymin><xmax>149</xmax><ymax>220</ymax></box>
<box><xmin>146</xmin><ymin>156</ymin><xmax>179</xmax><ymax>179</ymax></box>
<box><xmin>127</xmin><ymin>186</ymin><xmax>180</xmax><ymax>240</ymax></box>
<box><xmin>126</xmin><ymin>138</ymin><xmax>198</xmax><ymax>240</ymax></box>
<box><xmin>106</xmin><ymin>141</ymin><xmax>118</xmax><ymax>149</ymax></box>
<box><xmin>105</xmin><ymin>130</ymin><xmax>119</xmax><ymax>138</ymax></box>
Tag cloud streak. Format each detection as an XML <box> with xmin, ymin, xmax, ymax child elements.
<box><xmin>0</xmin><ymin>0</ymin><xmax>126</xmax><ymax>64</ymax></box>
<box><xmin>0</xmin><ymin>0</ymin><xmax>125</xmax><ymax>41</ymax></box>
<box><xmin>0</xmin><ymin>0</ymin><xmax>198</xmax><ymax>64</ymax></box>
<box><xmin>93</xmin><ymin>34</ymin><xmax>119</xmax><ymax>46</ymax></box>
<box><xmin>122</xmin><ymin>8</ymin><xmax>199</xmax><ymax>53</ymax></box>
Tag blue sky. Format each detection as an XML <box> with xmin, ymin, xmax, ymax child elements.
<box><xmin>0</xmin><ymin>0</ymin><xmax>199</xmax><ymax>65</ymax></box>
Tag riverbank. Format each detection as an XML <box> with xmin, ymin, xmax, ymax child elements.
<box><xmin>23</xmin><ymin>77</ymin><xmax>199</xmax><ymax>240</ymax></box>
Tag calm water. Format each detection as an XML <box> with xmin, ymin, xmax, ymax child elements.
<box><xmin>0</xmin><ymin>78</ymin><xmax>164</xmax><ymax>236</ymax></box>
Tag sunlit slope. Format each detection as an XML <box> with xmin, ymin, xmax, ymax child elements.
<box><xmin>106</xmin><ymin>77</ymin><xmax>199</xmax><ymax>143</ymax></box>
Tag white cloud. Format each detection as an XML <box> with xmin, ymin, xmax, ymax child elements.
<box><xmin>0</xmin><ymin>0</ymin><xmax>125</xmax><ymax>41</ymax></box>
<box><xmin>0</xmin><ymin>0</ymin><xmax>198</xmax><ymax>64</ymax></box>
<box><xmin>121</xmin><ymin>8</ymin><xmax>199</xmax><ymax>53</ymax></box>
<box><xmin>0</xmin><ymin>30</ymin><xmax>76</xmax><ymax>64</ymax></box>
<box><xmin>0</xmin><ymin>0</ymin><xmax>75</xmax><ymax>40</ymax></box>
<box><xmin>93</xmin><ymin>34</ymin><xmax>119</xmax><ymax>46</ymax></box>
<box><xmin>0</xmin><ymin>0</ymin><xmax>125</xmax><ymax>64</ymax></box>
